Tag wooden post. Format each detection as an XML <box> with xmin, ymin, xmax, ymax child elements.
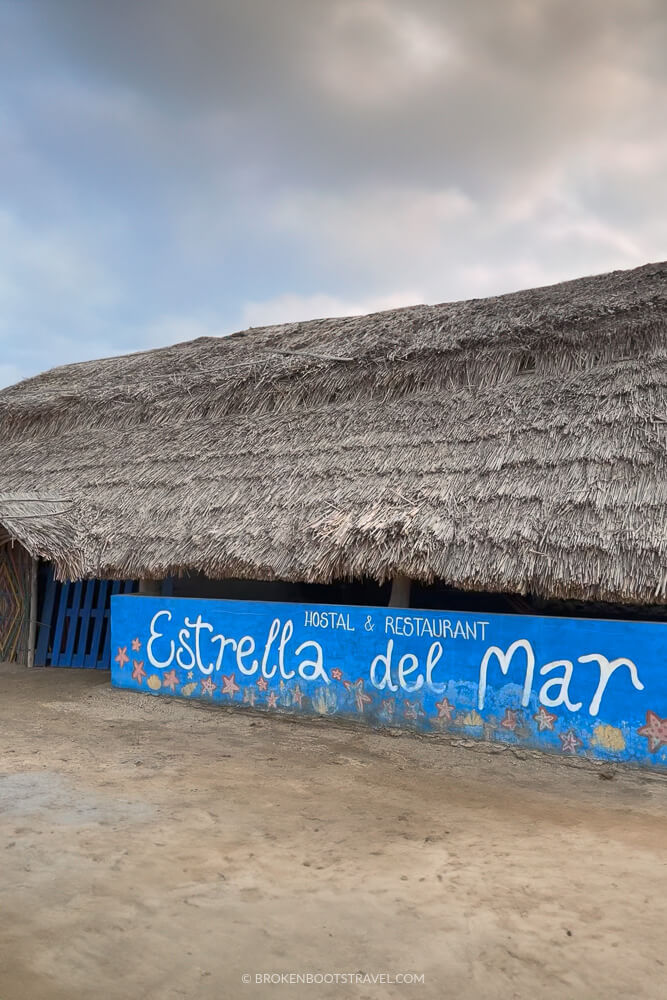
<box><xmin>388</xmin><ymin>573</ymin><xmax>411</xmax><ymax>608</ymax></box>
<box><xmin>26</xmin><ymin>556</ymin><xmax>38</xmax><ymax>668</ymax></box>
<box><xmin>138</xmin><ymin>579</ymin><xmax>161</xmax><ymax>596</ymax></box>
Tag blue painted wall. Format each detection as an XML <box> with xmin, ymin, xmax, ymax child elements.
<box><xmin>111</xmin><ymin>596</ymin><xmax>667</xmax><ymax>768</ymax></box>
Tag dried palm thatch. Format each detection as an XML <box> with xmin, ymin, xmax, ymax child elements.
<box><xmin>0</xmin><ymin>261</ymin><xmax>665</xmax><ymax>605</ymax></box>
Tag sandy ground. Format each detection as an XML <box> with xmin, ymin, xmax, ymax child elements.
<box><xmin>0</xmin><ymin>665</ymin><xmax>666</xmax><ymax>1000</ymax></box>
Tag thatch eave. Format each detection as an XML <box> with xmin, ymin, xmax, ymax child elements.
<box><xmin>0</xmin><ymin>495</ymin><xmax>84</xmax><ymax>569</ymax></box>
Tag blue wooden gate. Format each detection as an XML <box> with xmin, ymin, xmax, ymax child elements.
<box><xmin>35</xmin><ymin>569</ymin><xmax>136</xmax><ymax>668</ymax></box>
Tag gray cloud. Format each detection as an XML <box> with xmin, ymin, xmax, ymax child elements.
<box><xmin>0</xmin><ymin>0</ymin><xmax>665</xmax><ymax>385</ymax></box>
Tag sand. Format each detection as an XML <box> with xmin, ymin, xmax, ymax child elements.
<box><xmin>0</xmin><ymin>662</ymin><xmax>665</xmax><ymax>999</ymax></box>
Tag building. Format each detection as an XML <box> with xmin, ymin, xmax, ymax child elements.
<box><xmin>1</xmin><ymin>260</ymin><xmax>666</xmax><ymax>668</ymax></box>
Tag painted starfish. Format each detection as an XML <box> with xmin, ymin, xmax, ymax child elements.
<box><xmin>331</xmin><ymin>668</ymin><xmax>343</xmax><ymax>681</ymax></box>
<box><xmin>266</xmin><ymin>691</ymin><xmax>279</xmax><ymax>709</ymax></box>
<box><xmin>637</xmin><ymin>710</ymin><xmax>667</xmax><ymax>754</ymax></box>
<box><xmin>344</xmin><ymin>679</ymin><xmax>372</xmax><ymax>713</ymax></box>
<box><xmin>435</xmin><ymin>697</ymin><xmax>455</xmax><ymax>721</ymax></box>
<box><xmin>243</xmin><ymin>687</ymin><xmax>257</xmax><ymax>706</ymax></box>
<box><xmin>533</xmin><ymin>705</ymin><xmax>558</xmax><ymax>732</ymax></box>
<box><xmin>256</xmin><ymin>676</ymin><xmax>268</xmax><ymax>691</ymax></box>
<box><xmin>162</xmin><ymin>669</ymin><xmax>178</xmax><ymax>692</ymax></box>
<box><xmin>500</xmin><ymin>708</ymin><xmax>521</xmax><ymax>731</ymax></box>
<box><xmin>131</xmin><ymin>637</ymin><xmax>142</xmax><ymax>652</ymax></box>
<box><xmin>221</xmin><ymin>673</ymin><xmax>240</xmax><ymax>697</ymax></box>
<box><xmin>131</xmin><ymin>659</ymin><xmax>146</xmax><ymax>684</ymax></box>
<box><xmin>115</xmin><ymin>646</ymin><xmax>129</xmax><ymax>669</ymax></box>
<box><xmin>559</xmin><ymin>729</ymin><xmax>583</xmax><ymax>754</ymax></box>
<box><xmin>201</xmin><ymin>677</ymin><xmax>216</xmax><ymax>697</ymax></box>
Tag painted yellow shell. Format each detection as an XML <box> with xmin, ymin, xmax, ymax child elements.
<box><xmin>146</xmin><ymin>674</ymin><xmax>162</xmax><ymax>691</ymax></box>
<box><xmin>462</xmin><ymin>710</ymin><xmax>484</xmax><ymax>728</ymax></box>
<box><xmin>181</xmin><ymin>682</ymin><xmax>197</xmax><ymax>697</ymax></box>
<box><xmin>591</xmin><ymin>723</ymin><xmax>626</xmax><ymax>751</ymax></box>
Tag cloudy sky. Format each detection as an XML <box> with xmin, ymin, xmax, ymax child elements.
<box><xmin>1</xmin><ymin>0</ymin><xmax>665</xmax><ymax>387</ymax></box>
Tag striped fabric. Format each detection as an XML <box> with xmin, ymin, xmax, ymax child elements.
<box><xmin>0</xmin><ymin>542</ymin><xmax>30</xmax><ymax>663</ymax></box>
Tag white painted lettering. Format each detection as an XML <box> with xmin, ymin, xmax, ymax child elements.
<box><xmin>278</xmin><ymin>620</ymin><xmax>295</xmax><ymax>679</ymax></box>
<box><xmin>236</xmin><ymin>635</ymin><xmax>258</xmax><ymax>675</ymax></box>
<box><xmin>370</xmin><ymin>640</ymin><xmax>398</xmax><ymax>692</ymax></box>
<box><xmin>398</xmin><ymin>652</ymin><xmax>423</xmax><ymax>692</ymax></box>
<box><xmin>295</xmin><ymin>640</ymin><xmax>327</xmax><ymax>682</ymax></box>
<box><xmin>146</xmin><ymin>610</ymin><xmax>174</xmax><ymax>669</ymax></box>
<box><xmin>538</xmin><ymin>659</ymin><xmax>582</xmax><ymax>711</ymax></box>
<box><xmin>425</xmin><ymin>641</ymin><xmax>446</xmax><ymax>693</ymax></box>
<box><xmin>262</xmin><ymin>618</ymin><xmax>281</xmax><ymax>678</ymax></box>
<box><xmin>176</xmin><ymin>627</ymin><xmax>195</xmax><ymax>670</ymax></box>
<box><xmin>478</xmin><ymin>639</ymin><xmax>535</xmax><ymax>711</ymax></box>
<box><xmin>578</xmin><ymin>653</ymin><xmax>644</xmax><ymax>715</ymax></box>
<box><xmin>210</xmin><ymin>633</ymin><xmax>237</xmax><ymax>672</ymax></box>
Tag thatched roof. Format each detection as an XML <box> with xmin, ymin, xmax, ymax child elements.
<box><xmin>1</xmin><ymin>260</ymin><xmax>665</xmax><ymax>604</ymax></box>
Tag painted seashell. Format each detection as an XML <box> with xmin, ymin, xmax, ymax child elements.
<box><xmin>147</xmin><ymin>675</ymin><xmax>162</xmax><ymax>691</ymax></box>
<box><xmin>591</xmin><ymin>723</ymin><xmax>626</xmax><ymax>751</ymax></box>
<box><xmin>181</xmin><ymin>682</ymin><xmax>197</xmax><ymax>697</ymax></box>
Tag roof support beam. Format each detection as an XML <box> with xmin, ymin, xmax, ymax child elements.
<box><xmin>388</xmin><ymin>573</ymin><xmax>411</xmax><ymax>608</ymax></box>
<box><xmin>26</xmin><ymin>556</ymin><xmax>38</xmax><ymax>668</ymax></box>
